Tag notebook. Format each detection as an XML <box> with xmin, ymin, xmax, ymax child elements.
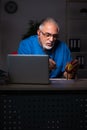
<box><xmin>7</xmin><ymin>54</ymin><xmax>50</xmax><ymax>84</ymax></box>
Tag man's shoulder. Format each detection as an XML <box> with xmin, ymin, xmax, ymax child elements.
<box><xmin>19</xmin><ymin>35</ymin><xmax>38</xmax><ymax>48</ymax></box>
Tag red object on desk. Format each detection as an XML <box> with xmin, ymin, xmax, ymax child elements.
<box><xmin>11</xmin><ymin>51</ymin><xmax>17</xmax><ymax>54</ymax></box>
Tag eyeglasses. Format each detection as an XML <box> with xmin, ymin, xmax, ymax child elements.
<box><xmin>40</xmin><ymin>31</ymin><xmax>58</xmax><ymax>39</ymax></box>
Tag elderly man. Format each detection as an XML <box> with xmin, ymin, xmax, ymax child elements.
<box><xmin>18</xmin><ymin>17</ymin><xmax>79</xmax><ymax>79</ymax></box>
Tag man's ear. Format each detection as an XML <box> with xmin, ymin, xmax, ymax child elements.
<box><xmin>37</xmin><ymin>29</ymin><xmax>40</xmax><ymax>36</ymax></box>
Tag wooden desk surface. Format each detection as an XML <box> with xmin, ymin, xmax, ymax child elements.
<box><xmin>0</xmin><ymin>78</ymin><xmax>87</xmax><ymax>91</ymax></box>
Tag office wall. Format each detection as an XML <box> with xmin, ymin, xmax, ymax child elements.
<box><xmin>0</xmin><ymin>0</ymin><xmax>3</xmax><ymax>69</ymax></box>
<box><xmin>0</xmin><ymin>0</ymin><xmax>66</xmax><ymax>70</ymax></box>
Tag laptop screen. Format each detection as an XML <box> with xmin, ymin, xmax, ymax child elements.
<box><xmin>7</xmin><ymin>54</ymin><xmax>50</xmax><ymax>84</ymax></box>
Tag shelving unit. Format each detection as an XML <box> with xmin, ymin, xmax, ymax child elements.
<box><xmin>66</xmin><ymin>0</ymin><xmax>87</xmax><ymax>78</ymax></box>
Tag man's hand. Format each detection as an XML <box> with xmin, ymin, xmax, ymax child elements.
<box><xmin>65</xmin><ymin>59</ymin><xmax>79</xmax><ymax>73</ymax></box>
<box><xmin>64</xmin><ymin>59</ymin><xmax>79</xmax><ymax>79</ymax></box>
<box><xmin>49</xmin><ymin>58</ymin><xmax>56</xmax><ymax>71</ymax></box>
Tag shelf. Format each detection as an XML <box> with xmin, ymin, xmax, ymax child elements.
<box><xmin>72</xmin><ymin>52</ymin><xmax>87</xmax><ymax>54</ymax></box>
<box><xmin>72</xmin><ymin>51</ymin><xmax>87</xmax><ymax>60</ymax></box>
<box><xmin>66</xmin><ymin>1</ymin><xmax>87</xmax><ymax>78</ymax></box>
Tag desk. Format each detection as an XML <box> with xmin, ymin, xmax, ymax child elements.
<box><xmin>0</xmin><ymin>79</ymin><xmax>87</xmax><ymax>129</ymax></box>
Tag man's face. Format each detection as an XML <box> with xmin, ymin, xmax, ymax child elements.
<box><xmin>37</xmin><ymin>22</ymin><xmax>59</xmax><ymax>50</ymax></box>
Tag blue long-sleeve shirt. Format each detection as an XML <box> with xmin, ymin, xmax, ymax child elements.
<box><xmin>18</xmin><ymin>35</ymin><xmax>72</xmax><ymax>78</ymax></box>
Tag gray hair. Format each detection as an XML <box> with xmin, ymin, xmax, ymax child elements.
<box><xmin>39</xmin><ymin>17</ymin><xmax>60</xmax><ymax>32</ymax></box>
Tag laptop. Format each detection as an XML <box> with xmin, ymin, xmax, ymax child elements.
<box><xmin>7</xmin><ymin>54</ymin><xmax>50</xmax><ymax>84</ymax></box>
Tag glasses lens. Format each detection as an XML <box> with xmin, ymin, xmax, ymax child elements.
<box><xmin>41</xmin><ymin>31</ymin><xmax>58</xmax><ymax>39</ymax></box>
